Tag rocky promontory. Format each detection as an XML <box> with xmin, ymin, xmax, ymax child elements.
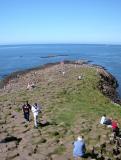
<box><xmin>96</xmin><ymin>67</ymin><xmax>121</xmax><ymax>104</ymax></box>
<box><xmin>0</xmin><ymin>61</ymin><xmax>121</xmax><ymax>160</ymax></box>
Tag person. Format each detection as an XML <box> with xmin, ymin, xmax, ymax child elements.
<box><xmin>27</xmin><ymin>82</ymin><xmax>35</xmax><ymax>90</ymax></box>
<box><xmin>31</xmin><ymin>103</ymin><xmax>41</xmax><ymax>128</ymax></box>
<box><xmin>73</xmin><ymin>136</ymin><xmax>86</xmax><ymax>159</ymax></box>
<box><xmin>100</xmin><ymin>114</ymin><xmax>107</xmax><ymax>125</ymax></box>
<box><xmin>104</xmin><ymin>117</ymin><xmax>112</xmax><ymax>126</ymax></box>
<box><xmin>22</xmin><ymin>101</ymin><xmax>31</xmax><ymax>121</ymax></box>
<box><xmin>60</xmin><ymin>61</ymin><xmax>64</xmax><ymax>67</ymax></box>
<box><xmin>78</xmin><ymin>75</ymin><xmax>82</xmax><ymax>80</ymax></box>
<box><xmin>27</xmin><ymin>83</ymin><xmax>31</xmax><ymax>90</ymax></box>
<box><xmin>62</xmin><ymin>71</ymin><xmax>65</xmax><ymax>76</ymax></box>
<box><xmin>111</xmin><ymin>119</ymin><xmax>119</xmax><ymax>136</ymax></box>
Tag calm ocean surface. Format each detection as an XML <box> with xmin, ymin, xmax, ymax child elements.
<box><xmin>0</xmin><ymin>44</ymin><xmax>121</xmax><ymax>95</ymax></box>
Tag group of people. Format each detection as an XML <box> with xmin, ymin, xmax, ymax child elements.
<box><xmin>22</xmin><ymin>101</ymin><xmax>42</xmax><ymax>128</ymax></box>
<box><xmin>72</xmin><ymin>115</ymin><xmax>120</xmax><ymax>159</ymax></box>
<box><xmin>22</xmin><ymin>100</ymin><xmax>86</xmax><ymax>159</ymax></box>
<box><xmin>100</xmin><ymin>114</ymin><xmax>120</xmax><ymax>136</ymax></box>
<box><xmin>20</xmin><ymin>64</ymin><xmax>119</xmax><ymax>159</ymax></box>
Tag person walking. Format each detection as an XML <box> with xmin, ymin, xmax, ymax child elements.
<box><xmin>22</xmin><ymin>101</ymin><xmax>31</xmax><ymax>121</ymax></box>
<box><xmin>73</xmin><ymin>136</ymin><xmax>86</xmax><ymax>159</ymax></box>
<box><xmin>31</xmin><ymin>103</ymin><xmax>41</xmax><ymax>128</ymax></box>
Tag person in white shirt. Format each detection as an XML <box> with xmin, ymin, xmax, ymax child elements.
<box><xmin>100</xmin><ymin>114</ymin><xmax>106</xmax><ymax>125</ymax></box>
<box><xmin>31</xmin><ymin>103</ymin><xmax>41</xmax><ymax>128</ymax></box>
<box><xmin>62</xmin><ymin>71</ymin><xmax>65</xmax><ymax>76</ymax></box>
<box><xmin>78</xmin><ymin>75</ymin><xmax>82</xmax><ymax>80</ymax></box>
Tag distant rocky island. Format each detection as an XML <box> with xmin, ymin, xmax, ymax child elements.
<box><xmin>40</xmin><ymin>54</ymin><xmax>69</xmax><ymax>58</ymax></box>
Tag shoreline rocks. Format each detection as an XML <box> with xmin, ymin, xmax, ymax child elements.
<box><xmin>96</xmin><ymin>67</ymin><xmax>121</xmax><ymax>105</ymax></box>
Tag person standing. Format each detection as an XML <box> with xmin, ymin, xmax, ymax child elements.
<box><xmin>73</xmin><ymin>136</ymin><xmax>86</xmax><ymax>159</ymax></box>
<box><xmin>31</xmin><ymin>103</ymin><xmax>41</xmax><ymax>128</ymax></box>
<box><xmin>22</xmin><ymin>101</ymin><xmax>31</xmax><ymax>121</ymax></box>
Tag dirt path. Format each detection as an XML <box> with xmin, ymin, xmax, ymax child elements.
<box><xmin>0</xmin><ymin>63</ymin><xmax>121</xmax><ymax>160</ymax></box>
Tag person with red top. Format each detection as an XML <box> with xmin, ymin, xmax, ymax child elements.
<box><xmin>112</xmin><ymin>119</ymin><xmax>119</xmax><ymax>136</ymax></box>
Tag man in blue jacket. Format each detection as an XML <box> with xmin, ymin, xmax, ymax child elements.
<box><xmin>73</xmin><ymin>136</ymin><xmax>86</xmax><ymax>159</ymax></box>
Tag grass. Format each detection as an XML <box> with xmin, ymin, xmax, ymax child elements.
<box><xmin>1</xmin><ymin>66</ymin><xmax>121</xmax><ymax>128</ymax></box>
<box><xmin>1</xmin><ymin>64</ymin><xmax>121</xmax><ymax>159</ymax></box>
<box><xmin>3</xmin><ymin>67</ymin><xmax>121</xmax><ymax>110</ymax></box>
<box><xmin>15</xmin><ymin>107</ymin><xmax>21</xmax><ymax>112</ymax></box>
<box><xmin>53</xmin><ymin>145</ymin><xmax>66</xmax><ymax>155</ymax></box>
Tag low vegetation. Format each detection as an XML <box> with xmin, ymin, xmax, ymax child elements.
<box><xmin>0</xmin><ymin>63</ymin><xmax>121</xmax><ymax>160</ymax></box>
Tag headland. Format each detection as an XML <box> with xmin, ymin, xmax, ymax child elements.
<box><xmin>0</xmin><ymin>60</ymin><xmax>121</xmax><ymax>160</ymax></box>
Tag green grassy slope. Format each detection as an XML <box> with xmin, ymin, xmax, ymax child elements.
<box><xmin>0</xmin><ymin>64</ymin><xmax>121</xmax><ymax>159</ymax></box>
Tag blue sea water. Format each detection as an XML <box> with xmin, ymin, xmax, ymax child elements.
<box><xmin>0</xmin><ymin>44</ymin><xmax>121</xmax><ymax>95</ymax></box>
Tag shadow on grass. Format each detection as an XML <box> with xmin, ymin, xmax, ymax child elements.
<box><xmin>83</xmin><ymin>152</ymin><xmax>98</xmax><ymax>158</ymax></box>
<box><xmin>38</xmin><ymin>120</ymin><xmax>58</xmax><ymax>127</ymax></box>
<box><xmin>0</xmin><ymin>136</ymin><xmax>22</xmax><ymax>144</ymax></box>
<box><xmin>79</xmin><ymin>152</ymin><xmax>108</xmax><ymax>159</ymax></box>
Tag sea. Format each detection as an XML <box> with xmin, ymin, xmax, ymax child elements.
<box><xmin>0</xmin><ymin>44</ymin><xmax>121</xmax><ymax>95</ymax></box>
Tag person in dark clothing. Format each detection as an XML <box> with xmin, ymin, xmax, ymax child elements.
<box><xmin>22</xmin><ymin>101</ymin><xmax>31</xmax><ymax>121</ymax></box>
<box><xmin>104</xmin><ymin>117</ymin><xmax>112</xmax><ymax>125</ymax></box>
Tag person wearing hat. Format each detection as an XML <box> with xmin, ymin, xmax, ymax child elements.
<box><xmin>73</xmin><ymin>136</ymin><xmax>86</xmax><ymax>159</ymax></box>
<box><xmin>31</xmin><ymin>103</ymin><xmax>41</xmax><ymax>128</ymax></box>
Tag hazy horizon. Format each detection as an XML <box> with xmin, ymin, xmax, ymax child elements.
<box><xmin>1</xmin><ymin>43</ymin><xmax>121</xmax><ymax>46</ymax></box>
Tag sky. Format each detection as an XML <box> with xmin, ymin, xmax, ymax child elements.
<box><xmin>0</xmin><ymin>0</ymin><xmax>121</xmax><ymax>44</ymax></box>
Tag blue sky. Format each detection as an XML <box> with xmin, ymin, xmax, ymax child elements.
<box><xmin>0</xmin><ymin>0</ymin><xmax>121</xmax><ymax>44</ymax></box>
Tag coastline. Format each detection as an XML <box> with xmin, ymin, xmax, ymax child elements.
<box><xmin>0</xmin><ymin>60</ymin><xmax>89</xmax><ymax>88</ymax></box>
<box><xmin>0</xmin><ymin>60</ymin><xmax>120</xmax><ymax>104</ymax></box>
<box><xmin>1</xmin><ymin>60</ymin><xmax>121</xmax><ymax>159</ymax></box>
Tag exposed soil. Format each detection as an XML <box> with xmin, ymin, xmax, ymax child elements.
<box><xmin>0</xmin><ymin>62</ymin><xmax>121</xmax><ymax>160</ymax></box>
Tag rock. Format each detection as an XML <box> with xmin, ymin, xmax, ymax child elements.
<box><xmin>11</xmin><ymin>115</ymin><xmax>15</xmax><ymax>118</ymax></box>
<box><xmin>97</xmin><ymin>67</ymin><xmax>121</xmax><ymax>104</ymax></box>
<box><xmin>39</xmin><ymin>138</ymin><xmax>47</xmax><ymax>143</ymax></box>
<box><xmin>52</xmin><ymin>131</ymin><xmax>59</xmax><ymax>136</ymax></box>
<box><xmin>5</xmin><ymin>153</ymin><xmax>19</xmax><ymax>160</ymax></box>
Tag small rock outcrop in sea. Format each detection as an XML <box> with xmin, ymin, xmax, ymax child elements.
<box><xmin>97</xmin><ymin>67</ymin><xmax>121</xmax><ymax>104</ymax></box>
<box><xmin>40</xmin><ymin>54</ymin><xmax>69</xmax><ymax>59</ymax></box>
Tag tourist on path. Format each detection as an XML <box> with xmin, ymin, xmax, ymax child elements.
<box><xmin>22</xmin><ymin>101</ymin><xmax>31</xmax><ymax>121</ymax></box>
<box><xmin>73</xmin><ymin>136</ymin><xmax>86</xmax><ymax>159</ymax></box>
<box><xmin>31</xmin><ymin>103</ymin><xmax>41</xmax><ymax>128</ymax></box>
